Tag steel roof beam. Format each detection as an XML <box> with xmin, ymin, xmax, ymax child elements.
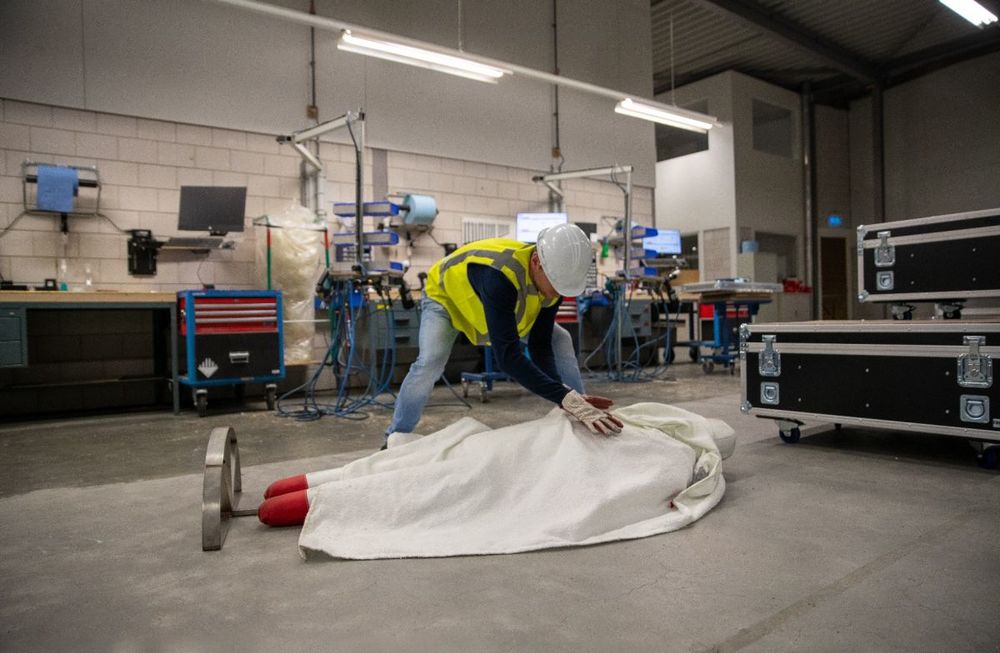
<box><xmin>685</xmin><ymin>0</ymin><xmax>880</xmax><ymax>83</ymax></box>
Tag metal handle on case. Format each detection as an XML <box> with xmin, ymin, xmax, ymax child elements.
<box><xmin>229</xmin><ymin>351</ymin><xmax>250</xmax><ymax>364</ymax></box>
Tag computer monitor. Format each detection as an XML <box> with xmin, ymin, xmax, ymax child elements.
<box><xmin>178</xmin><ymin>186</ymin><xmax>247</xmax><ymax>236</ymax></box>
<box><xmin>643</xmin><ymin>229</ymin><xmax>682</xmax><ymax>255</ymax></box>
<box><xmin>515</xmin><ymin>212</ymin><xmax>568</xmax><ymax>243</ymax></box>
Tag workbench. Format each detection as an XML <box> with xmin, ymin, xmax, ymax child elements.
<box><xmin>0</xmin><ymin>291</ymin><xmax>180</xmax><ymax>415</ymax></box>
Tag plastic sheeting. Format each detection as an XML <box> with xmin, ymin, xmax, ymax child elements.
<box><xmin>255</xmin><ymin>203</ymin><xmax>324</xmax><ymax>365</ymax></box>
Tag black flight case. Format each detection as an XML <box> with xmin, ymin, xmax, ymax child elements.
<box><xmin>857</xmin><ymin>207</ymin><xmax>1000</xmax><ymax>313</ymax></box>
<box><xmin>740</xmin><ymin>320</ymin><xmax>1000</xmax><ymax>468</ymax></box>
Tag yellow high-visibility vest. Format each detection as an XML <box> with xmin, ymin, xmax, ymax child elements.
<box><xmin>425</xmin><ymin>238</ymin><xmax>559</xmax><ymax>345</ymax></box>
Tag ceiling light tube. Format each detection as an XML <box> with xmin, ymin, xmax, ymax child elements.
<box><xmin>614</xmin><ymin>98</ymin><xmax>716</xmax><ymax>133</ymax></box>
<box><xmin>338</xmin><ymin>31</ymin><xmax>509</xmax><ymax>83</ymax></box>
<box><xmin>938</xmin><ymin>0</ymin><xmax>998</xmax><ymax>26</ymax></box>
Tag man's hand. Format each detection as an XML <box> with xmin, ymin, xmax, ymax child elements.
<box><xmin>561</xmin><ymin>390</ymin><xmax>624</xmax><ymax>436</ymax></box>
<box><xmin>582</xmin><ymin>394</ymin><xmax>614</xmax><ymax>410</ymax></box>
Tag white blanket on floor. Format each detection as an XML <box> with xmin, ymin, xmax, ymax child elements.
<box><xmin>298</xmin><ymin>402</ymin><xmax>730</xmax><ymax>560</ymax></box>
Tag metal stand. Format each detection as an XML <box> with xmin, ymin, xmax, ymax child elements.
<box><xmin>533</xmin><ymin>165</ymin><xmax>634</xmax><ymax>380</ymax></box>
<box><xmin>201</xmin><ymin>427</ymin><xmax>257</xmax><ymax>551</ymax></box>
<box><xmin>461</xmin><ymin>346</ymin><xmax>509</xmax><ymax>403</ymax></box>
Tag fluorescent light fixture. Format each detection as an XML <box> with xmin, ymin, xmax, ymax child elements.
<box><xmin>338</xmin><ymin>30</ymin><xmax>509</xmax><ymax>83</ymax></box>
<box><xmin>614</xmin><ymin>98</ymin><xmax>715</xmax><ymax>133</ymax></box>
<box><xmin>939</xmin><ymin>0</ymin><xmax>998</xmax><ymax>26</ymax></box>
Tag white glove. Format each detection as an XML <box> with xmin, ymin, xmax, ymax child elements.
<box><xmin>561</xmin><ymin>390</ymin><xmax>623</xmax><ymax>436</ymax></box>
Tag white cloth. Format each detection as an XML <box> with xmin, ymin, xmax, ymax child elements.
<box><xmin>298</xmin><ymin>402</ymin><xmax>731</xmax><ymax>560</ymax></box>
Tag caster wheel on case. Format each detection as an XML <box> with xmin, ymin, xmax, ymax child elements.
<box><xmin>462</xmin><ymin>380</ymin><xmax>470</xmax><ymax>399</ymax></box>
<box><xmin>664</xmin><ymin>348</ymin><xmax>676</xmax><ymax>365</ymax></box>
<box><xmin>977</xmin><ymin>445</ymin><xmax>1000</xmax><ymax>470</ymax></box>
<box><xmin>702</xmin><ymin>360</ymin><xmax>715</xmax><ymax>374</ymax></box>
<box><xmin>265</xmin><ymin>384</ymin><xmax>277</xmax><ymax>411</ymax></box>
<box><xmin>195</xmin><ymin>392</ymin><xmax>208</xmax><ymax>418</ymax></box>
<box><xmin>689</xmin><ymin>347</ymin><xmax>699</xmax><ymax>362</ymax></box>
<box><xmin>479</xmin><ymin>382</ymin><xmax>489</xmax><ymax>404</ymax></box>
<box><xmin>779</xmin><ymin>427</ymin><xmax>801</xmax><ymax>444</ymax></box>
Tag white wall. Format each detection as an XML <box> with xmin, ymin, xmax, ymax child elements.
<box><xmin>731</xmin><ymin>72</ymin><xmax>803</xmax><ymax>277</ymax></box>
<box><xmin>0</xmin><ymin>0</ymin><xmax>657</xmax><ymax>186</ymax></box>
<box><xmin>654</xmin><ymin>72</ymin><xmax>736</xmax><ymax>236</ymax></box>
<box><xmin>883</xmin><ymin>52</ymin><xmax>1000</xmax><ymax>219</ymax></box>
<box><xmin>850</xmin><ymin>52</ymin><xmax>1000</xmax><ymax>225</ymax></box>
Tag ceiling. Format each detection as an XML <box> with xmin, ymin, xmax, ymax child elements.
<box><xmin>650</xmin><ymin>0</ymin><xmax>1000</xmax><ymax>106</ymax></box>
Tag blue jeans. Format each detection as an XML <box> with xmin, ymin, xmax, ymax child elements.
<box><xmin>386</xmin><ymin>297</ymin><xmax>584</xmax><ymax>436</ymax></box>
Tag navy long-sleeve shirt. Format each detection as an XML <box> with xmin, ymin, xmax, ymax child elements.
<box><xmin>467</xmin><ymin>264</ymin><xmax>570</xmax><ymax>405</ymax></box>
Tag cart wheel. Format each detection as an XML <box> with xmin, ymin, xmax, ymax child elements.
<box><xmin>462</xmin><ymin>380</ymin><xmax>470</xmax><ymax>399</ymax></box>
<box><xmin>479</xmin><ymin>382</ymin><xmax>489</xmax><ymax>404</ymax></box>
<box><xmin>977</xmin><ymin>445</ymin><xmax>1000</xmax><ymax>470</ymax></box>
<box><xmin>196</xmin><ymin>393</ymin><xmax>208</xmax><ymax>418</ymax></box>
<box><xmin>702</xmin><ymin>360</ymin><xmax>715</xmax><ymax>374</ymax></box>
<box><xmin>688</xmin><ymin>347</ymin><xmax>699</xmax><ymax>362</ymax></box>
<box><xmin>779</xmin><ymin>427</ymin><xmax>801</xmax><ymax>444</ymax></box>
<box><xmin>664</xmin><ymin>347</ymin><xmax>676</xmax><ymax>365</ymax></box>
<box><xmin>729</xmin><ymin>364</ymin><xmax>736</xmax><ymax>376</ymax></box>
<box><xmin>265</xmin><ymin>385</ymin><xmax>277</xmax><ymax>411</ymax></box>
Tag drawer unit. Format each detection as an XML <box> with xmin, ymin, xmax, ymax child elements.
<box><xmin>0</xmin><ymin>307</ymin><xmax>27</xmax><ymax>367</ymax></box>
<box><xmin>178</xmin><ymin>290</ymin><xmax>285</xmax><ymax>415</ymax></box>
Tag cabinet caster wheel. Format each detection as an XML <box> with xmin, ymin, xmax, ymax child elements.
<box><xmin>702</xmin><ymin>360</ymin><xmax>715</xmax><ymax>374</ymax></box>
<box><xmin>688</xmin><ymin>347</ymin><xmax>699</xmax><ymax>362</ymax></box>
<box><xmin>265</xmin><ymin>385</ymin><xmax>277</xmax><ymax>411</ymax></box>
<box><xmin>196</xmin><ymin>393</ymin><xmax>208</xmax><ymax>418</ymax></box>
<box><xmin>779</xmin><ymin>427</ymin><xmax>801</xmax><ymax>444</ymax></box>
<box><xmin>977</xmin><ymin>445</ymin><xmax>1000</xmax><ymax>470</ymax></box>
<box><xmin>462</xmin><ymin>380</ymin><xmax>470</xmax><ymax>399</ymax></box>
<box><xmin>479</xmin><ymin>382</ymin><xmax>489</xmax><ymax>403</ymax></box>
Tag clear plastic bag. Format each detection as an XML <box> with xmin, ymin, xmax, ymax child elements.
<box><xmin>255</xmin><ymin>203</ymin><xmax>324</xmax><ymax>365</ymax></box>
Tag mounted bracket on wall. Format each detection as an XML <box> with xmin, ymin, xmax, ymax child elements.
<box><xmin>127</xmin><ymin>229</ymin><xmax>159</xmax><ymax>276</ymax></box>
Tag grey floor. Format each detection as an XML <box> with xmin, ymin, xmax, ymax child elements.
<box><xmin>1</xmin><ymin>362</ymin><xmax>998</xmax><ymax>653</ymax></box>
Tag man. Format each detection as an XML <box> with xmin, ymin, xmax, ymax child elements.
<box><xmin>385</xmin><ymin>222</ymin><xmax>622</xmax><ymax>445</ymax></box>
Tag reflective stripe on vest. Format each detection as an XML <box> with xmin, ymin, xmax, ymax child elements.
<box><xmin>436</xmin><ymin>247</ymin><xmax>539</xmax><ymax>329</ymax></box>
<box><xmin>426</xmin><ymin>239</ymin><xmax>554</xmax><ymax>346</ymax></box>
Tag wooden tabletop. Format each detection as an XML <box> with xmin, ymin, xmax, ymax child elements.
<box><xmin>0</xmin><ymin>290</ymin><xmax>176</xmax><ymax>305</ymax></box>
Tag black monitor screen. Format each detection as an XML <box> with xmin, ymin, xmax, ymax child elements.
<box><xmin>178</xmin><ymin>186</ymin><xmax>247</xmax><ymax>235</ymax></box>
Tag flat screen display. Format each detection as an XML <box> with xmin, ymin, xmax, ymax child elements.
<box><xmin>643</xmin><ymin>229</ymin><xmax>682</xmax><ymax>255</ymax></box>
<box><xmin>178</xmin><ymin>186</ymin><xmax>247</xmax><ymax>235</ymax></box>
<box><xmin>515</xmin><ymin>212</ymin><xmax>568</xmax><ymax>243</ymax></box>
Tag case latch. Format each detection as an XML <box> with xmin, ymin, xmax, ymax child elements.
<box><xmin>874</xmin><ymin>231</ymin><xmax>895</xmax><ymax>267</ymax></box>
<box><xmin>759</xmin><ymin>335</ymin><xmax>780</xmax><ymax>377</ymax></box>
<box><xmin>957</xmin><ymin>336</ymin><xmax>992</xmax><ymax>389</ymax></box>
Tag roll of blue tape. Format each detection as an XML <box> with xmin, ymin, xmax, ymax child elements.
<box><xmin>402</xmin><ymin>194</ymin><xmax>438</xmax><ymax>225</ymax></box>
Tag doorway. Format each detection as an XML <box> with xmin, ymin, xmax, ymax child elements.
<box><xmin>820</xmin><ymin>237</ymin><xmax>849</xmax><ymax>319</ymax></box>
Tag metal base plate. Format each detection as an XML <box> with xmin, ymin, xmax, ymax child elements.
<box><xmin>201</xmin><ymin>426</ymin><xmax>256</xmax><ymax>551</ymax></box>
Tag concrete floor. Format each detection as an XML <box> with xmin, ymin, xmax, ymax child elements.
<box><xmin>1</xmin><ymin>362</ymin><xmax>998</xmax><ymax>652</ymax></box>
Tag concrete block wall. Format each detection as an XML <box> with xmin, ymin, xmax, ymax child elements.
<box><xmin>1</xmin><ymin>97</ymin><xmax>652</xmax><ymax>414</ymax></box>
<box><xmin>1</xmin><ymin>98</ymin><xmax>652</xmax><ymax>292</ymax></box>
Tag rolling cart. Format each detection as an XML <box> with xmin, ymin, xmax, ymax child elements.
<box><xmin>680</xmin><ymin>280</ymin><xmax>782</xmax><ymax>374</ymax></box>
<box><xmin>178</xmin><ymin>290</ymin><xmax>285</xmax><ymax>416</ymax></box>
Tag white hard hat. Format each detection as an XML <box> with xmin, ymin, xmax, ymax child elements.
<box><xmin>535</xmin><ymin>223</ymin><xmax>593</xmax><ymax>297</ymax></box>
